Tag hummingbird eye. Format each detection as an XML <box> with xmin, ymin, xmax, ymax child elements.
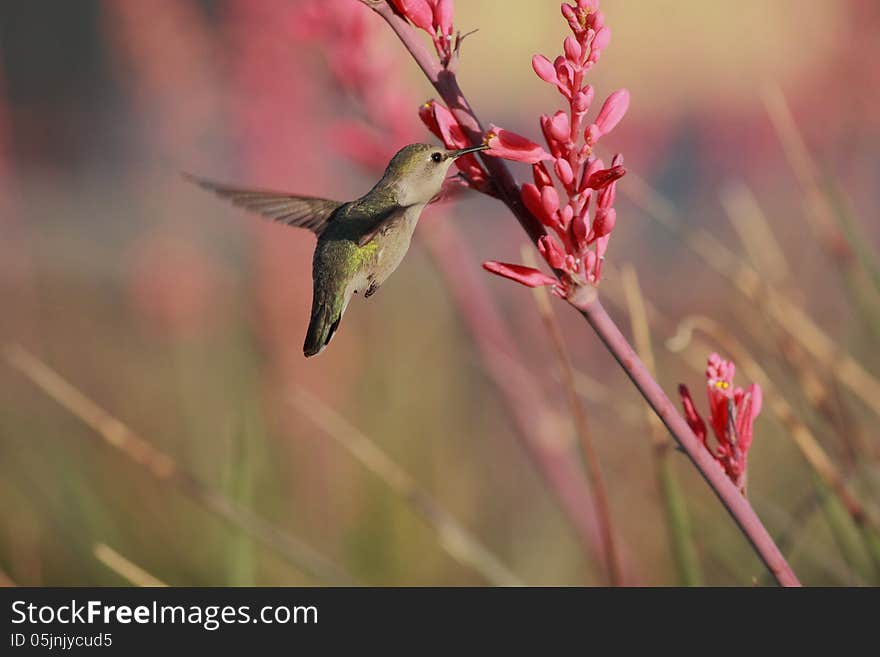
<box><xmin>431</xmin><ymin>152</ymin><xmax>443</xmax><ymax>163</ymax></box>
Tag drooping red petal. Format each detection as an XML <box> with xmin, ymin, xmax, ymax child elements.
<box><xmin>482</xmin><ymin>261</ymin><xmax>557</xmax><ymax>288</ymax></box>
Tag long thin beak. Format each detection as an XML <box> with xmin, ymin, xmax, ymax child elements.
<box><xmin>447</xmin><ymin>143</ymin><xmax>489</xmax><ymax>159</ymax></box>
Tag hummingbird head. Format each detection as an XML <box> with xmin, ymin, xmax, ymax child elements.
<box><xmin>381</xmin><ymin>142</ymin><xmax>489</xmax><ymax>206</ymax></box>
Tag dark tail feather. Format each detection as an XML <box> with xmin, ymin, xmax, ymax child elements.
<box><xmin>303</xmin><ymin>292</ymin><xmax>343</xmax><ymax>358</ymax></box>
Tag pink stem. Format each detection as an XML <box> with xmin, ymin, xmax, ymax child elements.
<box><xmin>364</xmin><ymin>0</ymin><xmax>801</xmax><ymax>587</ymax></box>
<box><xmin>570</xmin><ymin>291</ymin><xmax>801</xmax><ymax>586</ymax></box>
<box><xmin>364</xmin><ymin>1</ymin><xmax>546</xmax><ymax>245</ymax></box>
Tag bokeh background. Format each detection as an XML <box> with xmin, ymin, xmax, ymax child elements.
<box><xmin>1</xmin><ymin>0</ymin><xmax>879</xmax><ymax>586</ymax></box>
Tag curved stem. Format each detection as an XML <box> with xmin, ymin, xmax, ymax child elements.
<box><xmin>570</xmin><ymin>296</ymin><xmax>801</xmax><ymax>586</ymax></box>
<box><xmin>364</xmin><ymin>0</ymin><xmax>800</xmax><ymax>587</ymax></box>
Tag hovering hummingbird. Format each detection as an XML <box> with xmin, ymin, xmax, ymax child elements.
<box><xmin>187</xmin><ymin>142</ymin><xmax>488</xmax><ymax>357</ymax></box>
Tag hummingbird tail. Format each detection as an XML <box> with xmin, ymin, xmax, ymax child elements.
<box><xmin>303</xmin><ymin>294</ymin><xmax>343</xmax><ymax>358</ymax></box>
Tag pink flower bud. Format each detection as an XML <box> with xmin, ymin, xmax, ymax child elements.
<box><xmin>579</xmin><ymin>157</ymin><xmax>603</xmax><ymax>192</ymax></box>
<box><xmin>585</xmin><ymin>123</ymin><xmax>601</xmax><ymax>145</ymax></box>
<box><xmin>483</xmin><ymin>261</ymin><xmax>557</xmax><ymax>288</ymax></box>
<box><xmin>521</xmin><ymin>183</ymin><xmax>545</xmax><ymax>222</ymax></box>
<box><xmin>540</xmin><ymin>115</ymin><xmax>561</xmax><ymax>158</ymax></box>
<box><xmin>590</xmin><ymin>207</ymin><xmax>616</xmax><ymax>240</ymax></box>
<box><xmin>558</xmin><ymin>204</ymin><xmax>574</xmax><ymax>229</ymax></box>
<box><xmin>590</xmin><ymin>26</ymin><xmax>611</xmax><ymax>58</ymax></box>
<box><xmin>564</xmin><ymin>36</ymin><xmax>582</xmax><ymax>63</ymax></box>
<box><xmin>561</xmin><ymin>4</ymin><xmax>580</xmax><ymax>33</ymax></box>
<box><xmin>538</xmin><ymin>235</ymin><xmax>566</xmax><ymax>270</ymax></box>
<box><xmin>572</xmin><ymin>207</ymin><xmax>590</xmax><ymax>246</ymax></box>
<box><xmin>541</xmin><ymin>185</ymin><xmax>560</xmax><ymax>217</ymax></box>
<box><xmin>390</xmin><ymin>0</ymin><xmax>434</xmax><ymax>33</ymax></box>
<box><xmin>485</xmin><ymin>125</ymin><xmax>551</xmax><ymax>164</ymax></box>
<box><xmin>598</xmin><ymin>180</ymin><xmax>617</xmax><ymax>209</ymax></box>
<box><xmin>533</xmin><ymin>162</ymin><xmax>554</xmax><ymax>188</ymax></box>
<box><xmin>532</xmin><ymin>55</ymin><xmax>559</xmax><ymax>85</ymax></box>
<box><xmin>548</xmin><ymin>111</ymin><xmax>570</xmax><ymax>142</ymax></box>
<box><xmin>572</xmin><ymin>86</ymin><xmax>594</xmax><ymax>113</ymax></box>
<box><xmin>435</xmin><ymin>0</ymin><xmax>454</xmax><ymax>36</ymax></box>
<box><xmin>593</xmin><ymin>89</ymin><xmax>630</xmax><ymax>138</ymax></box>
<box><xmin>554</xmin><ymin>157</ymin><xmax>575</xmax><ymax>186</ymax></box>
<box><xmin>586</xmin><ymin>164</ymin><xmax>626</xmax><ymax>190</ymax></box>
<box><xmin>583</xmin><ymin>250</ymin><xmax>598</xmax><ymax>282</ymax></box>
<box><xmin>418</xmin><ymin>100</ymin><xmax>446</xmax><ymax>143</ymax></box>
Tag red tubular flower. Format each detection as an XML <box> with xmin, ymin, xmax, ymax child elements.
<box><xmin>482</xmin><ymin>261</ymin><xmax>557</xmax><ymax>288</ymax></box>
<box><xmin>678</xmin><ymin>354</ymin><xmax>764</xmax><ymax>494</ymax></box>
<box><xmin>484</xmin><ymin>125</ymin><xmax>551</xmax><ymax>164</ymax></box>
<box><xmin>481</xmin><ymin>0</ymin><xmax>628</xmax><ymax>294</ymax></box>
<box><xmin>391</xmin><ymin>0</ymin><xmax>456</xmax><ymax>65</ymax></box>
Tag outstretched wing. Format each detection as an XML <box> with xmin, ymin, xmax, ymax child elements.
<box><xmin>184</xmin><ymin>173</ymin><xmax>342</xmax><ymax>235</ymax></box>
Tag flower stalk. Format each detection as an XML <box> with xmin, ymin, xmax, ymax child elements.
<box><xmin>362</xmin><ymin>0</ymin><xmax>801</xmax><ymax>586</ymax></box>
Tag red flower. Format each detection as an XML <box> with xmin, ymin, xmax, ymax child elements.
<box><xmin>679</xmin><ymin>354</ymin><xmax>763</xmax><ymax>494</ymax></box>
<box><xmin>390</xmin><ymin>0</ymin><xmax>456</xmax><ymax>65</ymax></box>
<box><xmin>482</xmin><ymin>261</ymin><xmax>558</xmax><ymax>289</ymax></box>
<box><xmin>482</xmin><ymin>0</ymin><xmax>628</xmax><ymax>294</ymax></box>
<box><xmin>484</xmin><ymin>125</ymin><xmax>551</xmax><ymax>164</ymax></box>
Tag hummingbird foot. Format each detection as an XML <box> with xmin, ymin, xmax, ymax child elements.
<box><xmin>364</xmin><ymin>280</ymin><xmax>380</xmax><ymax>299</ymax></box>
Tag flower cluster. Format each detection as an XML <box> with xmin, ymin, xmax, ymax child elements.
<box><xmin>678</xmin><ymin>354</ymin><xmax>763</xmax><ymax>494</ymax></box>
<box><xmin>390</xmin><ymin>0</ymin><xmax>455</xmax><ymax>65</ymax></box>
<box><xmin>480</xmin><ymin>0</ymin><xmax>630</xmax><ymax>297</ymax></box>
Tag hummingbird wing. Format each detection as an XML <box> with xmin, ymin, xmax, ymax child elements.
<box><xmin>184</xmin><ymin>173</ymin><xmax>342</xmax><ymax>235</ymax></box>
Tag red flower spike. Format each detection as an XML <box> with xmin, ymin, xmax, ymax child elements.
<box><xmin>479</xmin><ymin>0</ymin><xmax>626</xmax><ymax>292</ymax></box>
<box><xmin>485</xmin><ymin>125</ymin><xmax>551</xmax><ymax>164</ymax></box>
<box><xmin>678</xmin><ymin>355</ymin><xmax>764</xmax><ymax>493</ymax></box>
<box><xmin>482</xmin><ymin>261</ymin><xmax>557</xmax><ymax>288</ymax></box>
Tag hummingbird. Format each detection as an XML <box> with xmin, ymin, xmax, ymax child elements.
<box><xmin>187</xmin><ymin>142</ymin><xmax>489</xmax><ymax>357</ymax></box>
